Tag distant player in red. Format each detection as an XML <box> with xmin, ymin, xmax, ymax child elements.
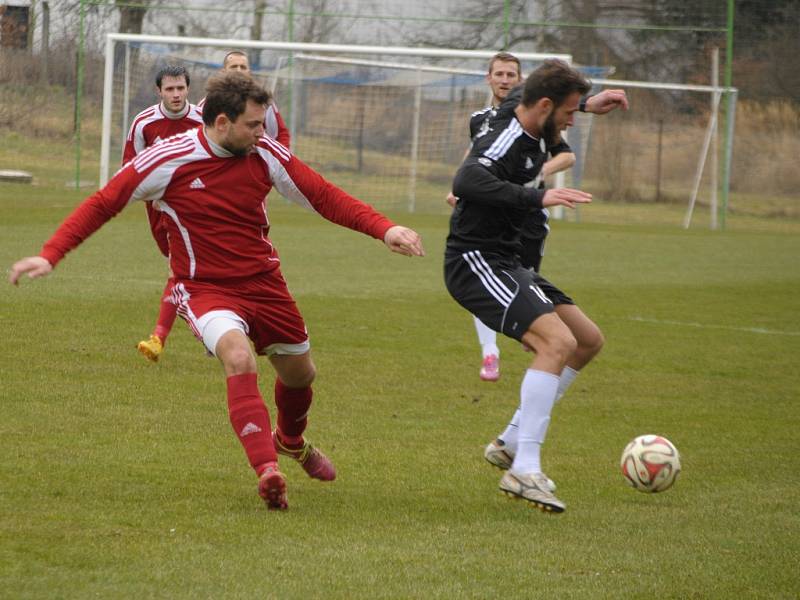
<box><xmin>10</xmin><ymin>72</ymin><xmax>425</xmax><ymax>510</ymax></box>
<box><xmin>197</xmin><ymin>50</ymin><xmax>291</xmax><ymax>148</ymax></box>
<box><xmin>125</xmin><ymin>66</ymin><xmax>204</xmax><ymax>363</ymax></box>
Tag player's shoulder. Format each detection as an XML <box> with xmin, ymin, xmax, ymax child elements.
<box><xmin>470</xmin><ymin>106</ymin><xmax>493</xmax><ymax>119</ymax></box>
<box><xmin>255</xmin><ymin>135</ymin><xmax>291</xmax><ymax>161</ymax></box>
<box><xmin>187</xmin><ymin>103</ymin><xmax>204</xmax><ymax>123</ymax></box>
<box><xmin>475</xmin><ymin>116</ymin><xmax>525</xmax><ymax>159</ymax></box>
<box><xmin>130</xmin><ymin>103</ymin><xmax>161</xmax><ymax>126</ymax></box>
<box><xmin>130</xmin><ymin>129</ymin><xmax>202</xmax><ymax>172</ymax></box>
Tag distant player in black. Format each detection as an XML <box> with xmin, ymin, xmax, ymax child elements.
<box><xmin>447</xmin><ymin>52</ymin><xmax>524</xmax><ymax>382</ymax></box>
<box><xmin>444</xmin><ymin>59</ymin><xmax>628</xmax><ymax>513</ymax></box>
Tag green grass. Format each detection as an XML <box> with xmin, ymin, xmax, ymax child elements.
<box><xmin>1</xmin><ymin>176</ymin><xmax>799</xmax><ymax>599</ymax></box>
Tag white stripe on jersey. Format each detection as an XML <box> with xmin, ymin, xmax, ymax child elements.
<box><xmin>470</xmin><ymin>106</ymin><xmax>492</xmax><ymax>119</ymax></box>
<box><xmin>463</xmin><ymin>251</ymin><xmax>514</xmax><ymax>306</ymax></box>
<box><xmin>255</xmin><ymin>145</ymin><xmax>315</xmax><ymax>212</ymax></box>
<box><xmin>484</xmin><ymin>119</ymin><xmax>523</xmax><ymax>160</ymax></box>
<box><xmin>127</xmin><ymin>106</ymin><xmax>158</xmax><ymax>143</ymax></box>
<box><xmin>529</xmin><ymin>284</ymin><xmax>552</xmax><ymax>305</ymax></box>
<box><xmin>260</xmin><ymin>135</ymin><xmax>290</xmax><ymax>161</ymax></box>
<box><xmin>133</xmin><ymin>136</ymin><xmax>196</xmax><ymax>173</ymax></box>
<box><xmin>159</xmin><ymin>201</ymin><xmax>198</xmax><ymax>279</ymax></box>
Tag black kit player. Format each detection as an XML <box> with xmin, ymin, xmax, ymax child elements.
<box><xmin>448</xmin><ymin>52</ymin><xmax>576</xmax><ymax>384</ymax></box>
<box><xmin>444</xmin><ymin>59</ymin><xmax>628</xmax><ymax>513</ymax></box>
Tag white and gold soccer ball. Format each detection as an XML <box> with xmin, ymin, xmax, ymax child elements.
<box><xmin>620</xmin><ymin>434</ymin><xmax>681</xmax><ymax>493</ymax></box>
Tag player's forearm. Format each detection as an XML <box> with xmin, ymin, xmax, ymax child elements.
<box><xmin>39</xmin><ymin>190</ymin><xmax>125</xmax><ymax>267</ymax></box>
<box><xmin>453</xmin><ymin>160</ymin><xmax>544</xmax><ymax>209</ymax></box>
<box><xmin>542</xmin><ymin>153</ymin><xmax>576</xmax><ymax>177</ymax></box>
<box><xmin>313</xmin><ymin>180</ymin><xmax>396</xmax><ymax>240</ymax></box>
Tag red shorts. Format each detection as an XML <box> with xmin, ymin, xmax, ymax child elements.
<box><xmin>170</xmin><ymin>269</ymin><xmax>308</xmax><ymax>355</ymax></box>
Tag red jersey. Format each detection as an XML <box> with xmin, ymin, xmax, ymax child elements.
<box><xmin>40</xmin><ymin>128</ymin><xmax>394</xmax><ymax>282</ymax></box>
<box><xmin>122</xmin><ymin>102</ymin><xmax>204</xmax><ymax>164</ymax></box>
<box><xmin>198</xmin><ymin>97</ymin><xmax>291</xmax><ymax>148</ymax></box>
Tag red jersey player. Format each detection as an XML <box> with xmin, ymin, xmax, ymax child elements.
<box><xmin>124</xmin><ymin>66</ymin><xmax>203</xmax><ymax>363</ymax></box>
<box><xmin>10</xmin><ymin>72</ymin><xmax>425</xmax><ymax>510</ymax></box>
<box><xmin>137</xmin><ymin>52</ymin><xmax>292</xmax><ymax>363</ymax></box>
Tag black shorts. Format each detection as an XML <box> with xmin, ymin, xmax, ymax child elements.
<box><xmin>444</xmin><ymin>250</ymin><xmax>573</xmax><ymax>341</ymax></box>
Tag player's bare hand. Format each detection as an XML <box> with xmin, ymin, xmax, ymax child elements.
<box><xmin>542</xmin><ymin>188</ymin><xmax>592</xmax><ymax>209</ymax></box>
<box><xmin>384</xmin><ymin>225</ymin><xmax>425</xmax><ymax>257</ymax></box>
<box><xmin>8</xmin><ymin>256</ymin><xmax>52</xmax><ymax>286</ymax></box>
<box><xmin>586</xmin><ymin>89</ymin><xmax>629</xmax><ymax>114</ymax></box>
<box><xmin>446</xmin><ymin>191</ymin><xmax>458</xmax><ymax>208</ymax></box>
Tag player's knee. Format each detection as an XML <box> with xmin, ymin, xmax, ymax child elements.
<box><xmin>286</xmin><ymin>364</ymin><xmax>316</xmax><ymax>388</ymax></box>
<box><xmin>275</xmin><ymin>356</ymin><xmax>316</xmax><ymax>388</ymax></box>
<box><xmin>543</xmin><ymin>331</ymin><xmax>577</xmax><ymax>365</ymax></box>
<box><xmin>221</xmin><ymin>346</ymin><xmax>257</xmax><ymax>375</ymax></box>
<box><xmin>582</xmin><ymin>326</ymin><xmax>605</xmax><ymax>357</ymax></box>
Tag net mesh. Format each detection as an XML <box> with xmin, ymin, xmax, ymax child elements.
<box><xmin>107</xmin><ymin>40</ymin><xmax>719</xmax><ymax>223</ymax></box>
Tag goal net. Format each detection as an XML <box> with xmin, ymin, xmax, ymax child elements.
<box><xmin>100</xmin><ymin>34</ymin><xmax>734</xmax><ymax>226</ymax></box>
<box><xmin>99</xmin><ymin>34</ymin><xmax>572</xmax><ymax>214</ymax></box>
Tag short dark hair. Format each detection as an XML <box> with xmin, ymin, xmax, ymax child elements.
<box><xmin>521</xmin><ymin>59</ymin><xmax>591</xmax><ymax>108</ymax></box>
<box><xmin>202</xmin><ymin>72</ymin><xmax>272</xmax><ymax>126</ymax></box>
<box><xmin>156</xmin><ymin>65</ymin><xmax>190</xmax><ymax>89</ymax></box>
<box><xmin>488</xmin><ymin>52</ymin><xmax>521</xmax><ymax>76</ymax></box>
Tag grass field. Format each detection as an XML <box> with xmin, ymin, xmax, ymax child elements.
<box><xmin>1</xmin><ymin>177</ymin><xmax>799</xmax><ymax>599</ymax></box>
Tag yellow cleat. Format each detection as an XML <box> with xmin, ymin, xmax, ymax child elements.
<box><xmin>136</xmin><ymin>334</ymin><xmax>163</xmax><ymax>363</ymax></box>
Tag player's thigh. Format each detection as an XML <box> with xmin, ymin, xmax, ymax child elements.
<box><xmin>215</xmin><ymin>328</ymin><xmax>258</xmax><ymax>375</ymax></box>
<box><xmin>521</xmin><ymin>311</ymin><xmax>576</xmax><ymax>362</ymax></box>
<box><xmin>171</xmin><ymin>281</ymin><xmax>250</xmax><ymax>353</ymax></box>
<box><xmin>243</xmin><ymin>272</ymin><xmax>310</xmax><ymax>357</ymax></box>
<box><xmin>554</xmin><ymin>303</ymin><xmax>603</xmax><ymax>350</ymax></box>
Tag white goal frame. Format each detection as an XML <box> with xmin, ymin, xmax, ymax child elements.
<box><xmin>100</xmin><ymin>34</ymin><xmax>737</xmax><ymax>228</ymax></box>
<box><xmin>99</xmin><ymin>33</ymin><xmax>571</xmax><ymax>188</ymax></box>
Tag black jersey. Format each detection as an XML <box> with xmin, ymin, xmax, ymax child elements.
<box><xmin>495</xmin><ymin>85</ymin><xmax>572</xmax><ymax>244</ymax></box>
<box><xmin>469</xmin><ymin>106</ymin><xmax>496</xmax><ymax>140</ymax></box>
<box><xmin>447</xmin><ymin>113</ymin><xmax>547</xmax><ymax>256</ymax></box>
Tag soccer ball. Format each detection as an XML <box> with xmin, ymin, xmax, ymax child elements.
<box><xmin>620</xmin><ymin>434</ymin><xmax>681</xmax><ymax>493</ymax></box>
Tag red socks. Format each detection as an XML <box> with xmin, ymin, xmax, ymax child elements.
<box><xmin>274</xmin><ymin>379</ymin><xmax>312</xmax><ymax>443</ymax></box>
<box><xmin>226</xmin><ymin>373</ymin><xmax>277</xmax><ymax>472</ymax></box>
<box><xmin>153</xmin><ymin>278</ymin><xmax>178</xmax><ymax>343</ymax></box>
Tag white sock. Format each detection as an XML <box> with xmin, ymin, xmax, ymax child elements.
<box><xmin>473</xmin><ymin>316</ymin><xmax>499</xmax><ymax>358</ymax></box>
<box><xmin>556</xmin><ymin>366</ymin><xmax>579</xmax><ymax>402</ymax></box>
<box><xmin>499</xmin><ymin>366</ymin><xmax>578</xmax><ymax>450</ymax></box>
<box><xmin>498</xmin><ymin>408</ymin><xmax>520</xmax><ymax>448</ymax></box>
<box><xmin>511</xmin><ymin>369</ymin><xmax>559</xmax><ymax>475</ymax></box>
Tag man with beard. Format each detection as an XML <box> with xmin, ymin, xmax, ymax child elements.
<box><xmin>446</xmin><ymin>52</ymin><xmax>581</xmax><ymax>384</ymax></box>
<box><xmin>481</xmin><ymin>81</ymin><xmax>628</xmax><ymax>481</ymax></box>
<box><xmin>10</xmin><ymin>72</ymin><xmax>425</xmax><ymax>511</ymax></box>
<box><xmin>444</xmin><ymin>59</ymin><xmax>624</xmax><ymax>513</ymax></box>
<box><xmin>137</xmin><ymin>52</ymin><xmax>293</xmax><ymax>363</ymax></box>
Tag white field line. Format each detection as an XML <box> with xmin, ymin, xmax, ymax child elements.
<box><xmin>627</xmin><ymin>316</ymin><xmax>800</xmax><ymax>337</ymax></box>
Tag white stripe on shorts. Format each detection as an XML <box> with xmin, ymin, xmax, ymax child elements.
<box><xmin>462</xmin><ymin>251</ymin><xmax>514</xmax><ymax>306</ymax></box>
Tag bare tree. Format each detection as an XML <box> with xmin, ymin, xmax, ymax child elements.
<box><xmin>115</xmin><ymin>0</ymin><xmax>151</xmax><ymax>35</ymax></box>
